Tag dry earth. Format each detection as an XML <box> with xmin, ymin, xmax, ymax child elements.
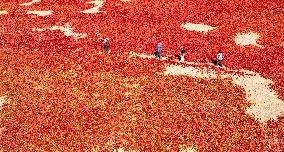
<box><xmin>130</xmin><ymin>51</ymin><xmax>284</xmax><ymax>123</ymax></box>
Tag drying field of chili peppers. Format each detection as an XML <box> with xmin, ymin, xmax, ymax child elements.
<box><xmin>0</xmin><ymin>0</ymin><xmax>283</xmax><ymax>151</ymax></box>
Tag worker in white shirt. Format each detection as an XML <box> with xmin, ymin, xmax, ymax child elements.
<box><xmin>217</xmin><ymin>50</ymin><xmax>224</xmax><ymax>67</ymax></box>
<box><xmin>180</xmin><ymin>46</ymin><xmax>186</xmax><ymax>62</ymax></box>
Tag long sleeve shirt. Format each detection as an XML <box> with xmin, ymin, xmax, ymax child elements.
<box><xmin>156</xmin><ymin>43</ymin><xmax>163</xmax><ymax>53</ymax></box>
<box><xmin>217</xmin><ymin>52</ymin><xmax>223</xmax><ymax>61</ymax></box>
<box><xmin>103</xmin><ymin>39</ymin><xmax>109</xmax><ymax>47</ymax></box>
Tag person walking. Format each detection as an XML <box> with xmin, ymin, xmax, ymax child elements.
<box><xmin>102</xmin><ymin>37</ymin><xmax>110</xmax><ymax>53</ymax></box>
<box><xmin>156</xmin><ymin>42</ymin><xmax>163</xmax><ymax>59</ymax></box>
<box><xmin>217</xmin><ymin>49</ymin><xmax>224</xmax><ymax>67</ymax></box>
<box><xmin>180</xmin><ymin>46</ymin><xmax>186</xmax><ymax>62</ymax></box>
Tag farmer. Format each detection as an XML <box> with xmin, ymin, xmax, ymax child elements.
<box><xmin>180</xmin><ymin>46</ymin><xmax>186</xmax><ymax>62</ymax></box>
<box><xmin>102</xmin><ymin>37</ymin><xmax>110</xmax><ymax>53</ymax></box>
<box><xmin>156</xmin><ymin>42</ymin><xmax>163</xmax><ymax>59</ymax></box>
<box><xmin>217</xmin><ymin>49</ymin><xmax>224</xmax><ymax>67</ymax></box>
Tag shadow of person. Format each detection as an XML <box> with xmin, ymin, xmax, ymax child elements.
<box><xmin>153</xmin><ymin>51</ymin><xmax>158</xmax><ymax>56</ymax></box>
<box><xmin>211</xmin><ymin>58</ymin><xmax>218</xmax><ymax>65</ymax></box>
<box><xmin>175</xmin><ymin>54</ymin><xmax>181</xmax><ymax>61</ymax></box>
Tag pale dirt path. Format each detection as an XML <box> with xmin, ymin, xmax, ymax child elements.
<box><xmin>32</xmin><ymin>24</ymin><xmax>87</xmax><ymax>41</ymax></box>
<box><xmin>19</xmin><ymin>0</ymin><xmax>41</xmax><ymax>6</ymax></box>
<box><xmin>81</xmin><ymin>0</ymin><xmax>106</xmax><ymax>14</ymax></box>
<box><xmin>179</xmin><ymin>145</ymin><xmax>198</xmax><ymax>152</ymax></box>
<box><xmin>129</xmin><ymin>51</ymin><xmax>284</xmax><ymax>123</ymax></box>
<box><xmin>0</xmin><ymin>10</ymin><xmax>8</xmax><ymax>15</ymax></box>
<box><xmin>0</xmin><ymin>96</ymin><xmax>9</xmax><ymax>135</ymax></box>
<box><xmin>26</xmin><ymin>10</ymin><xmax>53</xmax><ymax>16</ymax></box>
<box><xmin>181</xmin><ymin>23</ymin><xmax>264</xmax><ymax>48</ymax></box>
<box><xmin>0</xmin><ymin>96</ymin><xmax>7</xmax><ymax>110</ymax></box>
<box><xmin>164</xmin><ymin>65</ymin><xmax>284</xmax><ymax>123</ymax></box>
<box><xmin>234</xmin><ymin>32</ymin><xmax>264</xmax><ymax>48</ymax></box>
<box><xmin>181</xmin><ymin>22</ymin><xmax>217</xmax><ymax>33</ymax></box>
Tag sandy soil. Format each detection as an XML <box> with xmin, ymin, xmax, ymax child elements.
<box><xmin>0</xmin><ymin>10</ymin><xmax>8</xmax><ymax>15</ymax></box>
<box><xmin>81</xmin><ymin>0</ymin><xmax>106</xmax><ymax>14</ymax></box>
<box><xmin>26</xmin><ymin>10</ymin><xmax>53</xmax><ymax>16</ymax></box>
<box><xmin>32</xmin><ymin>24</ymin><xmax>87</xmax><ymax>40</ymax></box>
<box><xmin>181</xmin><ymin>23</ymin><xmax>217</xmax><ymax>33</ymax></box>
<box><xmin>234</xmin><ymin>32</ymin><xmax>263</xmax><ymax>48</ymax></box>
<box><xmin>179</xmin><ymin>145</ymin><xmax>197</xmax><ymax>152</ymax></box>
<box><xmin>164</xmin><ymin>64</ymin><xmax>284</xmax><ymax>123</ymax></box>
<box><xmin>0</xmin><ymin>96</ymin><xmax>10</xmax><ymax>111</ymax></box>
<box><xmin>115</xmin><ymin>148</ymin><xmax>137</xmax><ymax>152</ymax></box>
<box><xmin>19</xmin><ymin>0</ymin><xmax>41</xmax><ymax>6</ymax></box>
<box><xmin>127</xmin><ymin>50</ymin><xmax>284</xmax><ymax>123</ymax></box>
<box><xmin>129</xmin><ymin>51</ymin><xmax>284</xmax><ymax>122</ymax></box>
<box><xmin>0</xmin><ymin>96</ymin><xmax>6</xmax><ymax>110</ymax></box>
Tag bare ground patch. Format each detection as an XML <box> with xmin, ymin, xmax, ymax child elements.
<box><xmin>181</xmin><ymin>23</ymin><xmax>217</xmax><ymax>33</ymax></box>
<box><xmin>26</xmin><ymin>10</ymin><xmax>53</xmax><ymax>16</ymax></box>
<box><xmin>234</xmin><ymin>32</ymin><xmax>263</xmax><ymax>48</ymax></box>
<box><xmin>164</xmin><ymin>64</ymin><xmax>284</xmax><ymax>123</ymax></box>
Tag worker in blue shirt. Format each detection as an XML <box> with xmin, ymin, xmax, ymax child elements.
<box><xmin>156</xmin><ymin>43</ymin><xmax>163</xmax><ymax>59</ymax></box>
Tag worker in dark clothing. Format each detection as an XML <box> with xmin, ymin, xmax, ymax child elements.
<box><xmin>103</xmin><ymin>37</ymin><xmax>110</xmax><ymax>53</ymax></box>
<box><xmin>156</xmin><ymin>43</ymin><xmax>163</xmax><ymax>59</ymax></box>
